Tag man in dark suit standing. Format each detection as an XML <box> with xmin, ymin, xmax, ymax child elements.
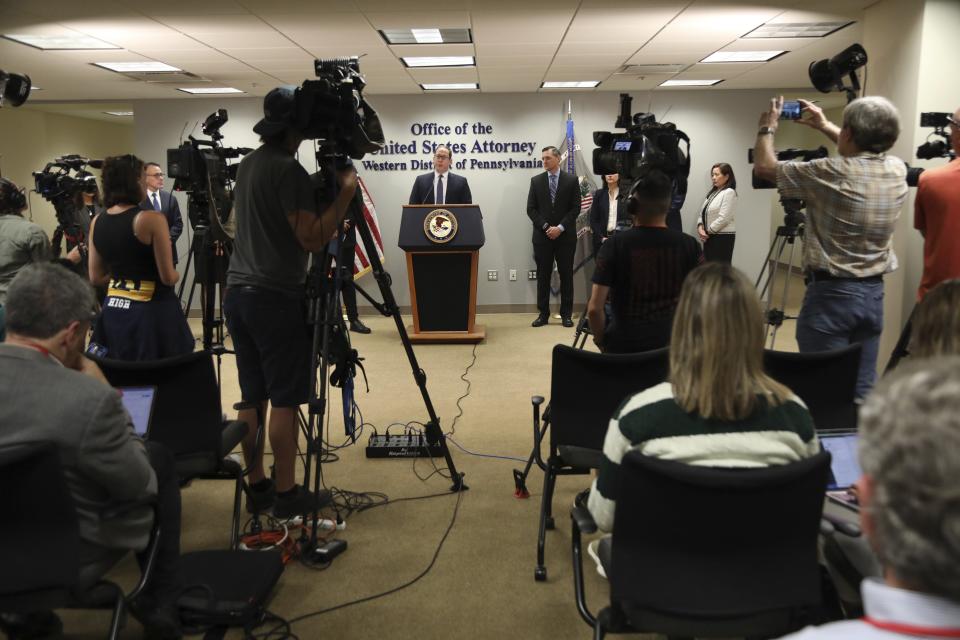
<box><xmin>408</xmin><ymin>146</ymin><xmax>472</xmax><ymax>205</ymax></box>
<box><xmin>527</xmin><ymin>146</ymin><xmax>581</xmax><ymax>327</ymax></box>
<box><xmin>142</xmin><ymin>162</ymin><xmax>184</xmax><ymax>264</ymax></box>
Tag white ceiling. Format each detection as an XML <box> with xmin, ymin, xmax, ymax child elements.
<box><xmin>0</xmin><ymin>0</ymin><xmax>878</xmax><ymax>102</ymax></box>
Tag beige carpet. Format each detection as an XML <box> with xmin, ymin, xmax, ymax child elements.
<box><xmin>60</xmin><ymin>275</ymin><xmax>805</xmax><ymax>638</ymax></box>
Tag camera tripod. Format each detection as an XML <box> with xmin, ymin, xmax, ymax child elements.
<box><xmin>756</xmin><ymin>199</ymin><xmax>806</xmax><ymax>349</ymax></box>
<box><xmin>297</xmin><ymin>159</ymin><xmax>467</xmax><ymax>566</ymax></box>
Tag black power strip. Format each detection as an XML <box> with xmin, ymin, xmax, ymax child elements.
<box><xmin>365</xmin><ymin>434</ymin><xmax>444</xmax><ymax>459</ymax></box>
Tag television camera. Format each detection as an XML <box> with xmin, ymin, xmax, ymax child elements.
<box><xmin>592</xmin><ymin>93</ymin><xmax>691</xmax><ymax>197</ymax></box>
<box><xmin>0</xmin><ymin>69</ymin><xmax>31</xmax><ymax>108</ymax></box>
<box><xmin>32</xmin><ymin>155</ymin><xmax>102</xmax><ymax>262</ymax></box>
<box><xmin>906</xmin><ymin>111</ymin><xmax>957</xmax><ymax>187</ymax></box>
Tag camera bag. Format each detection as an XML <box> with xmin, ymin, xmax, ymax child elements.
<box><xmin>176</xmin><ymin>549</ymin><xmax>284</xmax><ymax>639</ymax></box>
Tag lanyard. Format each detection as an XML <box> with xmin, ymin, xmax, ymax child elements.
<box><xmin>863</xmin><ymin>616</ymin><xmax>960</xmax><ymax>637</ymax></box>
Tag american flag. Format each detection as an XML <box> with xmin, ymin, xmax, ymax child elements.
<box><xmin>351</xmin><ymin>176</ymin><xmax>385</xmax><ymax>278</ymax></box>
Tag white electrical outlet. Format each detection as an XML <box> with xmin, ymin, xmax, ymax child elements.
<box><xmin>487</xmin><ymin>270</ymin><xmax>498</xmax><ymax>281</ymax></box>
<box><xmin>509</xmin><ymin>269</ymin><xmax>517</xmax><ymax>281</ymax></box>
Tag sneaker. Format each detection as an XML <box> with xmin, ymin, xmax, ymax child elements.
<box><xmin>273</xmin><ymin>486</ymin><xmax>334</xmax><ymax>520</ymax></box>
<box><xmin>245</xmin><ymin>479</ymin><xmax>276</xmax><ymax>514</ymax></box>
<box><xmin>587</xmin><ymin>538</ymin><xmax>608</xmax><ymax>579</ymax></box>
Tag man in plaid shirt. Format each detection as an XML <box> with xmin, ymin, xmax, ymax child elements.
<box><xmin>753</xmin><ymin>96</ymin><xmax>908</xmax><ymax>400</ymax></box>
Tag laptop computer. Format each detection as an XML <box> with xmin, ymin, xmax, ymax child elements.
<box><xmin>819</xmin><ymin>430</ymin><xmax>861</xmax><ymax>511</ymax></box>
<box><xmin>118</xmin><ymin>386</ymin><xmax>157</xmax><ymax>438</ymax></box>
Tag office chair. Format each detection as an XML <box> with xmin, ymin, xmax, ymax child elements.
<box><xmin>764</xmin><ymin>344</ymin><xmax>861</xmax><ymax>429</ymax></box>
<box><xmin>532</xmin><ymin>344</ymin><xmax>669</xmax><ymax>581</ymax></box>
<box><xmin>92</xmin><ymin>350</ymin><xmax>249</xmax><ymax>548</ymax></box>
<box><xmin>571</xmin><ymin>450</ymin><xmax>831</xmax><ymax>639</ymax></box>
<box><xmin>0</xmin><ymin>442</ymin><xmax>159</xmax><ymax>640</ymax></box>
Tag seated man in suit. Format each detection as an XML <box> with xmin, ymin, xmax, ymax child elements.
<box><xmin>781</xmin><ymin>356</ymin><xmax>960</xmax><ymax>639</ymax></box>
<box><xmin>0</xmin><ymin>264</ymin><xmax>183</xmax><ymax>640</ymax></box>
<box><xmin>408</xmin><ymin>145</ymin><xmax>472</xmax><ymax>205</ymax></box>
<box><xmin>141</xmin><ymin>162</ymin><xmax>184</xmax><ymax>265</ymax></box>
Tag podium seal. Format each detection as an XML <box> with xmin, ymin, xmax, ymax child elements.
<box><xmin>424</xmin><ymin>209</ymin><xmax>458</xmax><ymax>244</ymax></box>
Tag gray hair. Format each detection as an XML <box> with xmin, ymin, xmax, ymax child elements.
<box><xmin>842</xmin><ymin>96</ymin><xmax>900</xmax><ymax>153</ymax></box>
<box><xmin>541</xmin><ymin>146</ymin><xmax>561</xmax><ymax>159</ymax></box>
<box><xmin>858</xmin><ymin>356</ymin><xmax>960</xmax><ymax>600</ymax></box>
<box><xmin>5</xmin><ymin>263</ymin><xmax>97</xmax><ymax>339</ymax></box>
<box><xmin>910</xmin><ymin>279</ymin><xmax>960</xmax><ymax>359</ymax></box>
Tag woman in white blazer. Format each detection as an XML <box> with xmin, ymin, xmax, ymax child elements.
<box><xmin>696</xmin><ymin>163</ymin><xmax>737</xmax><ymax>263</ymax></box>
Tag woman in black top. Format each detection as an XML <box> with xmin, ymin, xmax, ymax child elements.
<box><xmin>88</xmin><ymin>154</ymin><xmax>193</xmax><ymax>360</ymax></box>
<box><xmin>588</xmin><ymin>173</ymin><xmax>629</xmax><ymax>257</ymax></box>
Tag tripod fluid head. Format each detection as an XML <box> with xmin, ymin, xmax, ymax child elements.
<box><xmin>779</xmin><ymin>197</ymin><xmax>806</xmax><ymax>239</ymax></box>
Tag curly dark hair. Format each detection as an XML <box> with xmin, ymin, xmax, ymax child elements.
<box><xmin>101</xmin><ymin>154</ymin><xmax>144</xmax><ymax>208</ymax></box>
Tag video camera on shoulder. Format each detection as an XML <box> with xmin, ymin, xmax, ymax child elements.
<box><xmin>592</xmin><ymin>93</ymin><xmax>691</xmax><ymax>196</ymax></box>
<box><xmin>904</xmin><ymin>112</ymin><xmax>955</xmax><ymax>187</ymax></box>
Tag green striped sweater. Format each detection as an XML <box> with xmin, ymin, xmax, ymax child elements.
<box><xmin>586</xmin><ymin>381</ymin><xmax>819</xmax><ymax>532</ymax></box>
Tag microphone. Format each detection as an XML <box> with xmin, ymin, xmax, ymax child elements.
<box><xmin>421</xmin><ymin>177</ymin><xmax>432</xmax><ymax>205</ymax></box>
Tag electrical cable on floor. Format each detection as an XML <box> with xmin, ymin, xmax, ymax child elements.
<box><xmin>445</xmin><ymin>342</ymin><xmax>478</xmax><ymax>436</ymax></box>
<box><xmin>445</xmin><ymin>434</ymin><xmax>527</xmax><ymax>463</ymax></box>
<box><xmin>261</xmin><ymin>487</ymin><xmax>463</xmax><ymax>636</ymax></box>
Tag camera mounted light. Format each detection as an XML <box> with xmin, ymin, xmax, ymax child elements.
<box><xmin>808</xmin><ymin>43</ymin><xmax>867</xmax><ymax>103</ymax></box>
<box><xmin>0</xmin><ymin>69</ymin><xmax>32</xmax><ymax>108</ymax></box>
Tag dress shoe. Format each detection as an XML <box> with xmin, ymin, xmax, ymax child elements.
<box><xmin>531</xmin><ymin>314</ymin><xmax>549</xmax><ymax>327</ymax></box>
<box><xmin>349</xmin><ymin>319</ymin><xmax>371</xmax><ymax>334</ymax></box>
<box><xmin>561</xmin><ymin>317</ymin><xmax>574</xmax><ymax>328</ymax></box>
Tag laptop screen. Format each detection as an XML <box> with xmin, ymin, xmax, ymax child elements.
<box><xmin>821</xmin><ymin>433</ymin><xmax>861</xmax><ymax>490</ymax></box>
<box><xmin>118</xmin><ymin>386</ymin><xmax>157</xmax><ymax>438</ymax></box>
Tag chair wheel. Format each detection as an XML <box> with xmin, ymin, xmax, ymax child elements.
<box><xmin>545</xmin><ymin>516</ymin><xmax>555</xmax><ymax>530</ymax></box>
<box><xmin>535</xmin><ymin>566</ymin><xmax>547</xmax><ymax>581</ymax></box>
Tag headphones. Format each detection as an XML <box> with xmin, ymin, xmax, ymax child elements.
<box><xmin>0</xmin><ymin>177</ymin><xmax>27</xmax><ymax>214</ymax></box>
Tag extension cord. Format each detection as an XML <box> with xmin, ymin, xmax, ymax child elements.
<box><xmin>282</xmin><ymin>515</ymin><xmax>346</xmax><ymax>531</ymax></box>
<box><xmin>366</xmin><ymin>433</ymin><xmax>444</xmax><ymax>458</ymax></box>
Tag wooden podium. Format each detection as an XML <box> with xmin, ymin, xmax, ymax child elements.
<box><xmin>399</xmin><ymin>204</ymin><xmax>485</xmax><ymax>343</ymax></box>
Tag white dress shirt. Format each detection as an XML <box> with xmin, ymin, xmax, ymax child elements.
<box><xmin>779</xmin><ymin>578</ymin><xmax>960</xmax><ymax>639</ymax></box>
<box><xmin>606</xmin><ymin>188</ymin><xmax>619</xmax><ymax>233</ymax></box>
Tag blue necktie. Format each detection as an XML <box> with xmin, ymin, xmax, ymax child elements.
<box><xmin>549</xmin><ymin>174</ymin><xmax>557</xmax><ymax>203</ymax></box>
<box><xmin>151</xmin><ymin>192</ymin><xmax>160</xmax><ymax>211</ymax></box>
<box><xmin>436</xmin><ymin>174</ymin><xmax>444</xmax><ymax>205</ymax></box>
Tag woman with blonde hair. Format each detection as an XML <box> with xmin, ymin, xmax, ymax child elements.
<box><xmin>909</xmin><ymin>279</ymin><xmax>960</xmax><ymax>359</ymax></box>
<box><xmin>585</xmin><ymin>262</ymin><xmax>818</xmax><ymax>574</ymax></box>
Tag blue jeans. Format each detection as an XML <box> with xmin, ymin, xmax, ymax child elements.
<box><xmin>796</xmin><ymin>279</ymin><xmax>884</xmax><ymax>400</ymax></box>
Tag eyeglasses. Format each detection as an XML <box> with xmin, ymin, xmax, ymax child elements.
<box><xmin>434</xmin><ymin>154</ymin><xmax>450</xmax><ymax>160</ymax></box>
<box><xmin>146</xmin><ymin>172</ymin><xmax>164</xmax><ymax>178</ymax></box>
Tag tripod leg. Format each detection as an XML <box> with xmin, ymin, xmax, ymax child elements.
<box><xmin>884</xmin><ymin>306</ymin><xmax>916</xmax><ymax>373</ymax></box>
<box><xmin>770</xmin><ymin>237</ymin><xmax>800</xmax><ymax>349</ymax></box>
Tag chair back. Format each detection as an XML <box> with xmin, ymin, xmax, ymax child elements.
<box><xmin>93</xmin><ymin>350</ymin><xmax>222</xmax><ymax>460</ymax></box>
<box><xmin>549</xmin><ymin>345</ymin><xmax>668</xmax><ymax>452</ymax></box>
<box><xmin>0</xmin><ymin>443</ymin><xmax>81</xmax><ymax>597</ymax></box>
<box><xmin>610</xmin><ymin>450</ymin><xmax>830</xmax><ymax>624</ymax></box>
<box><xmin>764</xmin><ymin>344</ymin><xmax>860</xmax><ymax>429</ymax></box>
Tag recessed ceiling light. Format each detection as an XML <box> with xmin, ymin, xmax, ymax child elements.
<box><xmin>541</xmin><ymin>81</ymin><xmax>601</xmax><ymax>89</ymax></box>
<box><xmin>177</xmin><ymin>87</ymin><xmax>244</xmax><ymax>94</ymax></box>
<box><xmin>2</xmin><ymin>33</ymin><xmax>119</xmax><ymax>50</ymax></box>
<box><xmin>659</xmin><ymin>79</ymin><xmax>724</xmax><ymax>87</ymax></box>
<box><xmin>421</xmin><ymin>83</ymin><xmax>479</xmax><ymax>91</ymax></box>
<box><xmin>401</xmin><ymin>56</ymin><xmax>475</xmax><ymax>68</ymax></box>
<box><xmin>94</xmin><ymin>61</ymin><xmax>182</xmax><ymax>73</ymax></box>
<box><xmin>700</xmin><ymin>51</ymin><xmax>786</xmax><ymax>63</ymax></box>
<box><xmin>103</xmin><ymin>111</ymin><xmax>134</xmax><ymax>116</ymax></box>
<box><xmin>380</xmin><ymin>28</ymin><xmax>473</xmax><ymax>45</ymax></box>
<box><xmin>743</xmin><ymin>21</ymin><xmax>854</xmax><ymax>39</ymax></box>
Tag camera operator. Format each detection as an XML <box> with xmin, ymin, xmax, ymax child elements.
<box><xmin>56</xmin><ymin>175</ymin><xmax>103</xmax><ymax>277</ymax></box>
<box><xmin>0</xmin><ymin>177</ymin><xmax>50</xmax><ymax>340</ymax></box>
<box><xmin>753</xmin><ymin>96</ymin><xmax>907</xmax><ymax>400</ymax></box>
<box><xmin>224</xmin><ymin>86</ymin><xmax>357</xmax><ymax>519</ymax></box>
<box><xmin>586</xmin><ymin>169</ymin><xmax>703</xmax><ymax>353</ymax></box>
<box><xmin>914</xmin><ymin>107</ymin><xmax>960</xmax><ymax>301</ymax></box>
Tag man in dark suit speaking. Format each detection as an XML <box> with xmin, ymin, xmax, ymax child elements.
<box><xmin>527</xmin><ymin>146</ymin><xmax>581</xmax><ymax>327</ymax></box>
<box><xmin>408</xmin><ymin>146</ymin><xmax>472</xmax><ymax>205</ymax></box>
<box><xmin>142</xmin><ymin>162</ymin><xmax>184</xmax><ymax>264</ymax></box>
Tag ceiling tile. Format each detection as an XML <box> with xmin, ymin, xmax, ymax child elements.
<box><xmin>364</xmin><ymin>11</ymin><xmax>471</xmax><ymax>29</ymax></box>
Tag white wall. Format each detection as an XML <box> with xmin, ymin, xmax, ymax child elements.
<box><xmin>134</xmin><ymin>89</ymin><xmax>788</xmax><ymax>309</ymax></box>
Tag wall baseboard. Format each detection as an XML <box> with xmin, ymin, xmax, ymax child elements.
<box><xmin>185</xmin><ymin>303</ymin><xmax>587</xmax><ymax>318</ymax></box>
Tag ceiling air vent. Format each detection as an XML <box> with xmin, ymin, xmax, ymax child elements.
<box><xmin>617</xmin><ymin>64</ymin><xmax>690</xmax><ymax>76</ymax></box>
<box><xmin>123</xmin><ymin>71</ymin><xmax>208</xmax><ymax>84</ymax></box>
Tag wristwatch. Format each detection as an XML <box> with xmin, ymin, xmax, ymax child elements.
<box><xmin>758</xmin><ymin>126</ymin><xmax>777</xmax><ymax>135</ymax></box>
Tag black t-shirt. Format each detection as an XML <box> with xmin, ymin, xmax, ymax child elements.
<box><xmin>227</xmin><ymin>144</ymin><xmax>319</xmax><ymax>296</ymax></box>
<box><xmin>592</xmin><ymin>226</ymin><xmax>703</xmax><ymax>347</ymax></box>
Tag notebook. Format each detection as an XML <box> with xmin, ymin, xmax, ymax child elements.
<box><xmin>118</xmin><ymin>386</ymin><xmax>157</xmax><ymax>438</ymax></box>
